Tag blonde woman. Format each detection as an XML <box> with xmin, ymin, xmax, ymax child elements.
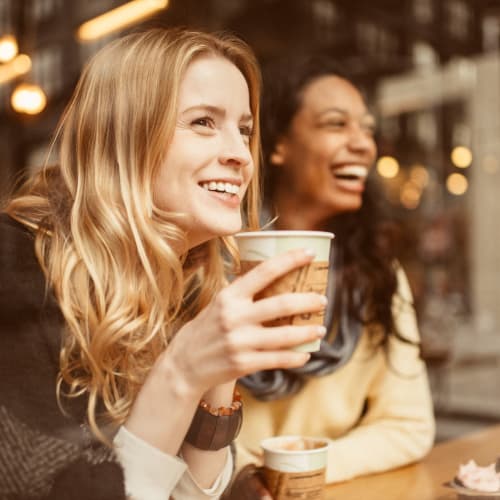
<box><xmin>0</xmin><ymin>29</ymin><xmax>327</xmax><ymax>500</ymax></box>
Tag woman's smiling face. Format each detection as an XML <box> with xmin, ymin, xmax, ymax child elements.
<box><xmin>154</xmin><ymin>55</ymin><xmax>254</xmax><ymax>249</ymax></box>
<box><xmin>272</xmin><ymin>75</ymin><xmax>377</xmax><ymax>220</ymax></box>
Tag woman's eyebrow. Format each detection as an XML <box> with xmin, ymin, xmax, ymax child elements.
<box><xmin>362</xmin><ymin>113</ymin><xmax>377</xmax><ymax>123</ymax></box>
<box><xmin>240</xmin><ymin>113</ymin><xmax>253</xmax><ymax>125</ymax></box>
<box><xmin>317</xmin><ymin>107</ymin><xmax>347</xmax><ymax>117</ymax></box>
<box><xmin>317</xmin><ymin>107</ymin><xmax>375</xmax><ymax>122</ymax></box>
<box><xmin>181</xmin><ymin>104</ymin><xmax>224</xmax><ymax>116</ymax></box>
<box><xmin>180</xmin><ymin>104</ymin><xmax>253</xmax><ymax>123</ymax></box>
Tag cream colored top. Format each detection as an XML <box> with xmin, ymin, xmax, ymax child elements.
<box><xmin>114</xmin><ymin>426</ymin><xmax>232</xmax><ymax>499</ymax></box>
<box><xmin>236</xmin><ymin>267</ymin><xmax>435</xmax><ymax>483</ymax></box>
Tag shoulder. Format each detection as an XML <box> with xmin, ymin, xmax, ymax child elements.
<box><xmin>390</xmin><ymin>261</ymin><xmax>421</xmax><ymax>344</ymax></box>
<box><xmin>0</xmin><ymin>212</ymin><xmax>36</xmax><ymax>262</ymax></box>
<box><xmin>0</xmin><ymin>212</ymin><xmax>58</xmax><ymax>327</ymax></box>
<box><xmin>0</xmin><ymin>211</ymin><xmax>42</xmax><ymax>285</ymax></box>
<box><xmin>0</xmin><ymin>213</ymin><xmax>67</xmax><ymax>425</ymax></box>
<box><xmin>392</xmin><ymin>262</ymin><xmax>414</xmax><ymax>302</ymax></box>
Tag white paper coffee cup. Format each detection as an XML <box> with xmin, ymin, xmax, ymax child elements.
<box><xmin>260</xmin><ymin>435</ymin><xmax>330</xmax><ymax>500</ymax></box>
<box><xmin>234</xmin><ymin>230</ymin><xmax>334</xmax><ymax>352</ymax></box>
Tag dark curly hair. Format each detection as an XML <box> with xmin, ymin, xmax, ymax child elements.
<box><xmin>239</xmin><ymin>54</ymin><xmax>420</xmax><ymax>400</ymax></box>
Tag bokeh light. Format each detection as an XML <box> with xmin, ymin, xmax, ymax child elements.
<box><xmin>0</xmin><ymin>54</ymin><xmax>31</xmax><ymax>84</ymax></box>
<box><xmin>400</xmin><ymin>181</ymin><xmax>422</xmax><ymax>209</ymax></box>
<box><xmin>11</xmin><ymin>83</ymin><xmax>47</xmax><ymax>115</ymax></box>
<box><xmin>451</xmin><ymin>146</ymin><xmax>472</xmax><ymax>168</ymax></box>
<box><xmin>0</xmin><ymin>35</ymin><xmax>18</xmax><ymax>63</ymax></box>
<box><xmin>446</xmin><ymin>172</ymin><xmax>468</xmax><ymax>195</ymax></box>
<box><xmin>376</xmin><ymin>156</ymin><xmax>400</xmax><ymax>178</ymax></box>
<box><xmin>409</xmin><ymin>164</ymin><xmax>430</xmax><ymax>187</ymax></box>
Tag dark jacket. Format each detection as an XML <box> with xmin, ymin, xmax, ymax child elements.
<box><xmin>0</xmin><ymin>213</ymin><xmax>126</xmax><ymax>500</ymax></box>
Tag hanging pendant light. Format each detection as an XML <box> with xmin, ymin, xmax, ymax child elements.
<box><xmin>11</xmin><ymin>83</ymin><xmax>47</xmax><ymax>115</ymax></box>
<box><xmin>77</xmin><ymin>0</ymin><xmax>169</xmax><ymax>41</ymax></box>
<box><xmin>0</xmin><ymin>34</ymin><xmax>18</xmax><ymax>63</ymax></box>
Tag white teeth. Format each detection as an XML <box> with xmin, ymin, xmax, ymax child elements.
<box><xmin>333</xmin><ymin>165</ymin><xmax>368</xmax><ymax>178</ymax></box>
<box><xmin>226</xmin><ymin>183</ymin><xmax>239</xmax><ymax>194</ymax></box>
<box><xmin>200</xmin><ymin>181</ymin><xmax>239</xmax><ymax>195</ymax></box>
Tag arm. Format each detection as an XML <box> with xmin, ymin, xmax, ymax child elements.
<box><xmin>113</xmin><ymin>425</ymin><xmax>234</xmax><ymax>500</ymax></box>
<box><xmin>117</xmin><ymin>362</ymin><xmax>231</xmax><ymax>497</ymax></box>
<box><xmin>0</xmin><ymin>216</ymin><xmax>127</xmax><ymax>500</ymax></box>
<box><xmin>121</xmin><ymin>248</ymin><xmax>327</xmax><ymax>495</ymax></box>
<box><xmin>0</xmin><ymin>405</ymin><xmax>127</xmax><ymax>500</ymax></box>
<box><xmin>179</xmin><ymin>382</ymin><xmax>235</xmax><ymax>487</ymax></box>
<box><xmin>325</xmin><ymin>266</ymin><xmax>435</xmax><ymax>483</ymax></box>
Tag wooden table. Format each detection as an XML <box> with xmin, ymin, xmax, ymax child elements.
<box><xmin>325</xmin><ymin>424</ymin><xmax>500</xmax><ymax>499</ymax></box>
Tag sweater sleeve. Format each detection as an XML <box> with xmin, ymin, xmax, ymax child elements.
<box><xmin>113</xmin><ymin>426</ymin><xmax>233</xmax><ymax>500</ymax></box>
<box><xmin>0</xmin><ymin>404</ymin><xmax>127</xmax><ymax>500</ymax></box>
<box><xmin>325</xmin><ymin>266</ymin><xmax>435</xmax><ymax>483</ymax></box>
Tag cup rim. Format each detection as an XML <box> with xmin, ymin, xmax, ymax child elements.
<box><xmin>261</xmin><ymin>435</ymin><xmax>330</xmax><ymax>455</ymax></box>
<box><xmin>235</xmin><ymin>230</ymin><xmax>334</xmax><ymax>239</ymax></box>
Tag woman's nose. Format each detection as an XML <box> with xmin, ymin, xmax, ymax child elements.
<box><xmin>219</xmin><ymin>129</ymin><xmax>252</xmax><ymax>168</ymax></box>
<box><xmin>348</xmin><ymin>124</ymin><xmax>377</xmax><ymax>155</ymax></box>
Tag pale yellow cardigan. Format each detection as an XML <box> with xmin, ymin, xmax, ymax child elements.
<box><xmin>235</xmin><ymin>267</ymin><xmax>435</xmax><ymax>484</ymax></box>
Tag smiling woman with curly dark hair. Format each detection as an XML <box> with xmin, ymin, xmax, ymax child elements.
<box><xmin>228</xmin><ymin>53</ymin><xmax>436</xmax><ymax>497</ymax></box>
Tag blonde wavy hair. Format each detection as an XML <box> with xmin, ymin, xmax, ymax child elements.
<box><xmin>6</xmin><ymin>28</ymin><xmax>262</xmax><ymax>437</ymax></box>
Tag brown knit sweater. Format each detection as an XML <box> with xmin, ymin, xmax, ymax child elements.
<box><xmin>0</xmin><ymin>213</ymin><xmax>126</xmax><ymax>500</ymax></box>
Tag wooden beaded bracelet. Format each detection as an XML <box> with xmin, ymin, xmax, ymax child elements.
<box><xmin>185</xmin><ymin>390</ymin><xmax>243</xmax><ymax>451</ymax></box>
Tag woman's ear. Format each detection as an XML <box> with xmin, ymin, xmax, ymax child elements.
<box><xmin>269</xmin><ymin>139</ymin><xmax>287</xmax><ymax>166</ymax></box>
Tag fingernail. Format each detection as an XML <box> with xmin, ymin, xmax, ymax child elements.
<box><xmin>316</xmin><ymin>325</ymin><xmax>327</xmax><ymax>337</ymax></box>
<box><xmin>304</xmin><ymin>248</ymin><xmax>316</xmax><ymax>257</ymax></box>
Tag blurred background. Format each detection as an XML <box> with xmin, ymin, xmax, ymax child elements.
<box><xmin>1</xmin><ymin>0</ymin><xmax>500</xmax><ymax>441</ymax></box>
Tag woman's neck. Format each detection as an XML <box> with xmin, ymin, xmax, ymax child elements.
<box><xmin>272</xmin><ymin>194</ymin><xmax>330</xmax><ymax>231</ymax></box>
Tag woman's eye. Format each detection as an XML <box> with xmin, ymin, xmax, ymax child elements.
<box><xmin>363</xmin><ymin>123</ymin><xmax>377</xmax><ymax>136</ymax></box>
<box><xmin>239</xmin><ymin>125</ymin><xmax>253</xmax><ymax>140</ymax></box>
<box><xmin>323</xmin><ymin>120</ymin><xmax>346</xmax><ymax>128</ymax></box>
<box><xmin>192</xmin><ymin>117</ymin><xmax>215</xmax><ymax>128</ymax></box>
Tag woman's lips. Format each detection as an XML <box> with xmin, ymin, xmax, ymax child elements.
<box><xmin>334</xmin><ymin>178</ymin><xmax>366</xmax><ymax>193</ymax></box>
<box><xmin>331</xmin><ymin>165</ymin><xmax>368</xmax><ymax>193</ymax></box>
<box><xmin>199</xmin><ymin>183</ymin><xmax>241</xmax><ymax>209</ymax></box>
<box><xmin>331</xmin><ymin>165</ymin><xmax>368</xmax><ymax>179</ymax></box>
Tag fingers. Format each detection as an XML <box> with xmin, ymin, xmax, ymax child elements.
<box><xmin>238</xmin><ymin>323</ymin><xmax>326</xmax><ymax>351</ymax></box>
<box><xmin>254</xmin><ymin>466</ymin><xmax>273</xmax><ymax>500</ymax></box>
<box><xmin>218</xmin><ymin>324</ymin><xmax>323</xmax><ymax>376</ymax></box>
<box><xmin>250</xmin><ymin>291</ymin><xmax>327</xmax><ymax>324</ymax></box>
<box><xmin>240</xmin><ymin>350</ymin><xmax>311</xmax><ymax>373</ymax></box>
<box><xmin>231</xmin><ymin>248</ymin><xmax>315</xmax><ymax>297</ymax></box>
<box><xmin>248</xmin><ymin>471</ymin><xmax>272</xmax><ymax>500</ymax></box>
<box><xmin>229</xmin><ymin>464</ymin><xmax>272</xmax><ymax>500</ymax></box>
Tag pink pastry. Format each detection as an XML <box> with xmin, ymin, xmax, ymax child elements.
<box><xmin>457</xmin><ymin>460</ymin><xmax>500</xmax><ymax>493</ymax></box>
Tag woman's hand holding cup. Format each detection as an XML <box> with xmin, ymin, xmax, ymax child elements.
<box><xmin>165</xmin><ymin>247</ymin><xmax>328</xmax><ymax>396</ymax></box>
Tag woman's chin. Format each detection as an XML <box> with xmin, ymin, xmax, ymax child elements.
<box><xmin>326</xmin><ymin>194</ymin><xmax>363</xmax><ymax>215</ymax></box>
<box><xmin>192</xmin><ymin>219</ymin><xmax>243</xmax><ymax>244</ymax></box>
